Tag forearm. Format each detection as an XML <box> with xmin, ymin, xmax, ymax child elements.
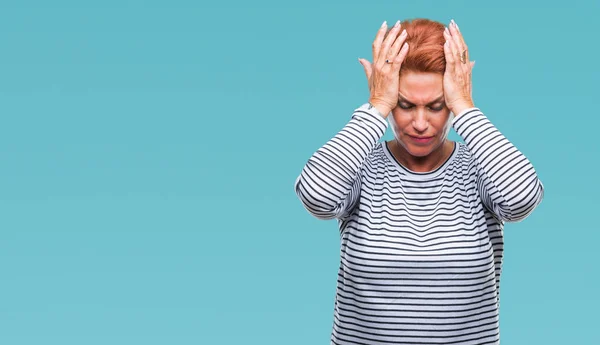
<box><xmin>294</xmin><ymin>103</ymin><xmax>388</xmax><ymax>219</ymax></box>
<box><xmin>453</xmin><ymin>107</ymin><xmax>544</xmax><ymax>221</ymax></box>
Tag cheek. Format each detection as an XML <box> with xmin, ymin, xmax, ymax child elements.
<box><xmin>435</xmin><ymin>115</ymin><xmax>453</xmax><ymax>137</ymax></box>
<box><xmin>390</xmin><ymin>111</ymin><xmax>412</xmax><ymax>131</ymax></box>
<box><xmin>433</xmin><ymin>115</ymin><xmax>451</xmax><ymax>128</ymax></box>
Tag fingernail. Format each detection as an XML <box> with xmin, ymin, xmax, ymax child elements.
<box><xmin>381</xmin><ymin>21</ymin><xmax>387</xmax><ymax>28</ymax></box>
<box><xmin>394</xmin><ymin>20</ymin><xmax>400</xmax><ymax>28</ymax></box>
<box><xmin>452</xmin><ymin>20</ymin><xmax>460</xmax><ymax>31</ymax></box>
<box><xmin>401</xmin><ymin>29</ymin><xmax>407</xmax><ymax>36</ymax></box>
<box><xmin>444</xmin><ymin>27</ymin><xmax>449</xmax><ymax>35</ymax></box>
<box><xmin>451</xmin><ymin>19</ymin><xmax>455</xmax><ymax>27</ymax></box>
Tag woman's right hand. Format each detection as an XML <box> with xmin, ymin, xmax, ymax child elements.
<box><xmin>358</xmin><ymin>20</ymin><xmax>409</xmax><ymax>118</ymax></box>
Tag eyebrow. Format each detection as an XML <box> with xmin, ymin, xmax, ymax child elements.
<box><xmin>398</xmin><ymin>94</ymin><xmax>445</xmax><ymax>105</ymax></box>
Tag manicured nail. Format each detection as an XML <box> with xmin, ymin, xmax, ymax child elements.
<box><xmin>381</xmin><ymin>21</ymin><xmax>387</xmax><ymax>28</ymax></box>
<box><xmin>451</xmin><ymin>19</ymin><xmax>455</xmax><ymax>27</ymax></box>
<box><xmin>401</xmin><ymin>29</ymin><xmax>407</xmax><ymax>36</ymax></box>
<box><xmin>444</xmin><ymin>27</ymin><xmax>449</xmax><ymax>35</ymax></box>
<box><xmin>394</xmin><ymin>20</ymin><xmax>400</xmax><ymax>28</ymax></box>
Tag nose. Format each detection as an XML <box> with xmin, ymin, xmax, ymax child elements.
<box><xmin>412</xmin><ymin>108</ymin><xmax>429</xmax><ymax>133</ymax></box>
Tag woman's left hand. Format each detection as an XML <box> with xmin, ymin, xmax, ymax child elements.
<box><xmin>443</xmin><ymin>19</ymin><xmax>476</xmax><ymax>116</ymax></box>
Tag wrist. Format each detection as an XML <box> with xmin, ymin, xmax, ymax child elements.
<box><xmin>368</xmin><ymin>99</ymin><xmax>392</xmax><ymax>118</ymax></box>
<box><xmin>450</xmin><ymin>100</ymin><xmax>475</xmax><ymax>117</ymax></box>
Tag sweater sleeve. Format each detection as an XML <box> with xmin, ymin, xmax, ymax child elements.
<box><xmin>294</xmin><ymin>103</ymin><xmax>388</xmax><ymax>220</ymax></box>
<box><xmin>452</xmin><ymin>108</ymin><xmax>545</xmax><ymax>223</ymax></box>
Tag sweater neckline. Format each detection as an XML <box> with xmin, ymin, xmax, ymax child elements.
<box><xmin>382</xmin><ymin>140</ymin><xmax>458</xmax><ymax>179</ymax></box>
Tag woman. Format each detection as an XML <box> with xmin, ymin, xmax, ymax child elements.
<box><xmin>294</xmin><ymin>18</ymin><xmax>544</xmax><ymax>344</ymax></box>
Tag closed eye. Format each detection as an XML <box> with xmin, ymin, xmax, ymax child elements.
<box><xmin>398</xmin><ymin>102</ymin><xmax>413</xmax><ymax>109</ymax></box>
<box><xmin>398</xmin><ymin>101</ymin><xmax>445</xmax><ymax>111</ymax></box>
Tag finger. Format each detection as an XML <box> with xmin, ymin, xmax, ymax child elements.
<box><xmin>393</xmin><ymin>42</ymin><xmax>409</xmax><ymax>67</ymax></box>
<box><xmin>387</xmin><ymin>29</ymin><xmax>407</xmax><ymax>64</ymax></box>
<box><xmin>449</xmin><ymin>38</ymin><xmax>467</xmax><ymax>79</ymax></box>
<box><xmin>443</xmin><ymin>39</ymin><xmax>456</xmax><ymax>73</ymax></box>
<box><xmin>447</xmin><ymin>27</ymin><xmax>466</xmax><ymax>72</ymax></box>
<box><xmin>449</xmin><ymin>20</ymin><xmax>466</xmax><ymax>59</ymax></box>
<box><xmin>451</xmin><ymin>20</ymin><xmax>469</xmax><ymax>62</ymax></box>
<box><xmin>358</xmin><ymin>58</ymin><xmax>373</xmax><ymax>80</ymax></box>
<box><xmin>372</xmin><ymin>21</ymin><xmax>388</xmax><ymax>62</ymax></box>
<box><xmin>444</xmin><ymin>29</ymin><xmax>460</xmax><ymax>65</ymax></box>
<box><xmin>450</xmin><ymin>21</ymin><xmax>470</xmax><ymax>74</ymax></box>
<box><xmin>378</xmin><ymin>23</ymin><xmax>399</xmax><ymax>65</ymax></box>
<box><xmin>469</xmin><ymin>61</ymin><xmax>475</xmax><ymax>97</ymax></box>
<box><xmin>378</xmin><ymin>20</ymin><xmax>401</xmax><ymax>66</ymax></box>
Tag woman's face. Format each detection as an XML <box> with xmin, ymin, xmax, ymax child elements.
<box><xmin>389</xmin><ymin>71</ymin><xmax>453</xmax><ymax>157</ymax></box>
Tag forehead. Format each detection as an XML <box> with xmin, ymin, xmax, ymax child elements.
<box><xmin>398</xmin><ymin>71</ymin><xmax>444</xmax><ymax>104</ymax></box>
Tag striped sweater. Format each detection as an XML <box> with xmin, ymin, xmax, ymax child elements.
<box><xmin>293</xmin><ymin>103</ymin><xmax>544</xmax><ymax>345</ymax></box>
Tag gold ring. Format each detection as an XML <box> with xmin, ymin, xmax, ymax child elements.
<box><xmin>460</xmin><ymin>49</ymin><xmax>467</xmax><ymax>64</ymax></box>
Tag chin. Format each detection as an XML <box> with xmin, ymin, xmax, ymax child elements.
<box><xmin>400</xmin><ymin>137</ymin><xmax>442</xmax><ymax>157</ymax></box>
<box><xmin>406</xmin><ymin>145</ymin><xmax>434</xmax><ymax>157</ymax></box>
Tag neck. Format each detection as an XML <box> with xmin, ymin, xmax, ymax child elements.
<box><xmin>390</xmin><ymin>139</ymin><xmax>453</xmax><ymax>173</ymax></box>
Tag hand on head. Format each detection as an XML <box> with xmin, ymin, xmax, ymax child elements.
<box><xmin>358</xmin><ymin>20</ymin><xmax>409</xmax><ymax>118</ymax></box>
<box><xmin>358</xmin><ymin>19</ymin><xmax>476</xmax><ymax>118</ymax></box>
<box><xmin>442</xmin><ymin>19</ymin><xmax>475</xmax><ymax>115</ymax></box>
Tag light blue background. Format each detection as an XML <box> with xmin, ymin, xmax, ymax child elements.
<box><xmin>0</xmin><ymin>0</ymin><xmax>597</xmax><ymax>344</ymax></box>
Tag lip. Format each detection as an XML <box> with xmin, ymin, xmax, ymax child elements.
<box><xmin>409</xmin><ymin>135</ymin><xmax>434</xmax><ymax>144</ymax></box>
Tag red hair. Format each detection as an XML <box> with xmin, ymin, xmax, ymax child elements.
<box><xmin>385</xmin><ymin>18</ymin><xmax>446</xmax><ymax>74</ymax></box>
